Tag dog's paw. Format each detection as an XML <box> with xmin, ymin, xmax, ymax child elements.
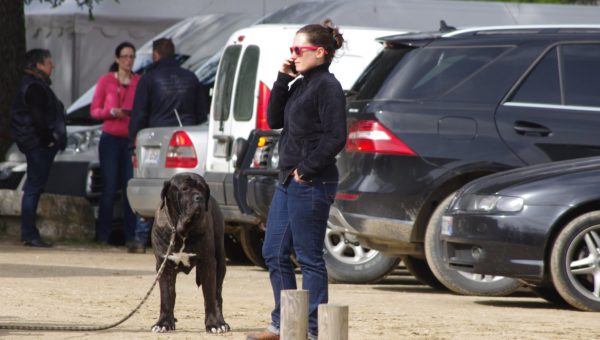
<box><xmin>206</xmin><ymin>322</ymin><xmax>230</xmax><ymax>333</ymax></box>
<box><xmin>151</xmin><ymin>320</ymin><xmax>176</xmax><ymax>333</ymax></box>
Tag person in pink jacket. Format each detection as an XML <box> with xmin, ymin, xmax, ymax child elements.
<box><xmin>91</xmin><ymin>42</ymin><xmax>140</xmax><ymax>245</ymax></box>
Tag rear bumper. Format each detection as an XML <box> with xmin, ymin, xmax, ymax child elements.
<box><xmin>127</xmin><ymin>178</ymin><xmax>162</xmax><ymax>218</ymax></box>
<box><xmin>328</xmin><ymin>206</ymin><xmax>422</xmax><ymax>256</ymax></box>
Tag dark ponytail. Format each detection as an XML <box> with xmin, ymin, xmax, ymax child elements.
<box><xmin>297</xmin><ymin>19</ymin><xmax>344</xmax><ymax>63</ymax></box>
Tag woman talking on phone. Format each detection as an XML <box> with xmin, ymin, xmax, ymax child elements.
<box><xmin>90</xmin><ymin>42</ymin><xmax>140</xmax><ymax>246</ymax></box>
<box><xmin>247</xmin><ymin>20</ymin><xmax>346</xmax><ymax>340</ymax></box>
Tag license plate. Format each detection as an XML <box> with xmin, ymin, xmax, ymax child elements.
<box><xmin>441</xmin><ymin>215</ymin><xmax>453</xmax><ymax>236</ymax></box>
<box><xmin>142</xmin><ymin>147</ymin><xmax>161</xmax><ymax>165</ymax></box>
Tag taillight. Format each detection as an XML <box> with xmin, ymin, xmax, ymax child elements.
<box><xmin>165</xmin><ymin>131</ymin><xmax>198</xmax><ymax>168</ymax></box>
<box><xmin>335</xmin><ymin>193</ymin><xmax>359</xmax><ymax>201</ymax></box>
<box><xmin>345</xmin><ymin>120</ymin><xmax>416</xmax><ymax>156</ymax></box>
<box><xmin>256</xmin><ymin>81</ymin><xmax>271</xmax><ymax>130</ymax></box>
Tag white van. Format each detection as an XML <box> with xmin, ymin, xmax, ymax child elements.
<box><xmin>204</xmin><ymin>24</ymin><xmax>402</xmax><ymax>220</ymax></box>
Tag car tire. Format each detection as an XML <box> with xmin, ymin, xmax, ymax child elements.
<box><xmin>401</xmin><ymin>255</ymin><xmax>445</xmax><ymax>289</ymax></box>
<box><xmin>424</xmin><ymin>193</ymin><xmax>522</xmax><ymax>296</ymax></box>
<box><xmin>239</xmin><ymin>224</ymin><xmax>267</xmax><ymax>269</ymax></box>
<box><xmin>224</xmin><ymin>232</ymin><xmax>251</xmax><ymax>264</ymax></box>
<box><xmin>529</xmin><ymin>284</ymin><xmax>569</xmax><ymax>306</ymax></box>
<box><xmin>324</xmin><ymin>227</ymin><xmax>400</xmax><ymax>284</ymax></box>
<box><xmin>550</xmin><ymin>211</ymin><xmax>600</xmax><ymax>311</ymax></box>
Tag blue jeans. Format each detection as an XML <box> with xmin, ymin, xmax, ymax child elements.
<box><xmin>96</xmin><ymin>132</ymin><xmax>135</xmax><ymax>243</ymax></box>
<box><xmin>262</xmin><ymin>178</ymin><xmax>338</xmax><ymax>336</ymax></box>
<box><xmin>21</xmin><ymin>145</ymin><xmax>58</xmax><ymax>241</ymax></box>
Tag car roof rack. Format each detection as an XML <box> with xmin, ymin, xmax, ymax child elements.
<box><xmin>444</xmin><ymin>25</ymin><xmax>600</xmax><ymax>37</ymax></box>
<box><xmin>377</xmin><ymin>24</ymin><xmax>600</xmax><ymax>48</ymax></box>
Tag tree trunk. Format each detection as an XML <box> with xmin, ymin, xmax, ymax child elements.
<box><xmin>0</xmin><ymin>2</ymin><xmax>25</xmax><ymax>161</ymax></box>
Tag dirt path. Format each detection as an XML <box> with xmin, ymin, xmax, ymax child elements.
<box><xmin>0</xmin><ymin>242</ymin><xmax>599</xmax><ymax>339</ymax></box>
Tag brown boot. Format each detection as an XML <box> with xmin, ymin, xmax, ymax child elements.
<box><xmin>246</xmin><ymin>329</ymin><xmax>280</xmax><ymax>340</ymax></box>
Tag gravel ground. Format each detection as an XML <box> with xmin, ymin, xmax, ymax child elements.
<box><xmin>0</xmin><ymin>242</ymin><xmax>599</xmax><ymax>339</ymax></box>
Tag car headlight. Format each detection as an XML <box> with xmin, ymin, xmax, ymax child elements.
<box><xmin>456</xmin><ymin>194</ymin><xmax>524</xmax><ymax>213</ymax></box>
<box><xmin>64</xmin><ymin>129</ymin><xmax>101</xmax><ymax>154</ymax></box>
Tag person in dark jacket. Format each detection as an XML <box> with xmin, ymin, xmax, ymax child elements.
<box><xmin>128</xmin><ymin>38</ymin><xmax>208</xmax><ymax>145</ymax></box>
<box><xmin>246</xmin><ymin>20</ymin><xmax>346</xmax><ymax>340</ymax></box>
<box><xmin>10</xmin><ymin>49</ymin><xmax>66</xmax><ymax>248</ymax></box>
<box><xmin>127</xmin><ymin>38</ymin><xmax>208</xmax><ymax>253</ymax></box>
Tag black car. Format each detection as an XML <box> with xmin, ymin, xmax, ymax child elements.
<box><xmin>330</xmin><ymin>25</ymin><xmax>600</xmax><ymax>295</ymax></box>
<box><xmin>442</xmin><ymin>156</ymin><xmax>600</xmax><ymax>311</ymax></box>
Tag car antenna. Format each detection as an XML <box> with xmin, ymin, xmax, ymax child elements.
<box><xmin>439</xmin><ymin>20</ymin><xmax>456</xmax><ymax>33</ymax></box>
<box><xmin>173</xmin><ymin>109</ymin><xmax>183</xmax><ymax>127</ymax></box>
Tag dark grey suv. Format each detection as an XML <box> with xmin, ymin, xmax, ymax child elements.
<box><xmin>331</xmin><ymin>25</ymin><xmax>600</xmax><ymax>295</ymax></box>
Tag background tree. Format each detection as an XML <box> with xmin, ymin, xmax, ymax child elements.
<box><xmin>0</xmin><ymin>1</ymin><xmax>25</xmax><ymax>161</ymax></box>
<box><xmin>0</xmin><ymin>0</ymin><xmax>103</xmax><ymax>161</ymax></box>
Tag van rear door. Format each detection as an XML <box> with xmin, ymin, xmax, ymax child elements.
<box><xmin>207</xmin><ymin>44</ymin><xmax>242</xmax><ymax>174</ymax></box>
<box><xmin>206</xmin><ymin>43</ymin><xmax>261</xmax><ymax>207</ymax></box>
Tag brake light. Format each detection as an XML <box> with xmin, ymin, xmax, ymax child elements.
<box><xmin>165</xmin><ymin>131</ymin><xmax>198</xmax><ymax>168</ymax></box>
<box><xmin>256</xmin><ymin>81</ymin><xmax>271</xmax><ymax>130</ymax></box>
<box><xmin>335</xmin><ymin>193</ymin><xmax>359</xmax><ymax>201</ymax></box>
<box><xmin>345</xmin><ymin>120</ymin><xmax>416</xmax><ymax>156</ymax></box>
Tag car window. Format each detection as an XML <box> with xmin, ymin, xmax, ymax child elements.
<box><xmin>233</xmin><ymin>45</ymin><xmax>260</xmax><ymax>121</ymax></box>
<box><xmin>378</xmin><ymin>46</ymin><xmax>508</xmax><ymax>100</ymax></box>
<box><xmin>351</xmin><ymin>47</ymin><xmax>415</xmax><ymax>101</ymax></box>
<box><xmin>510</xmin><ymin>47</ymin><xmax>560</xmax><ymax>104</ymax></box>
<box><xmin>561</xmin><ymin>44</ymin><xmax>600</xmax><ymax>107</ymax></box>
<box><xmin>213</xmin><ymin>45</ymin><xmax>242</xmax><ymax>121</ymax></box>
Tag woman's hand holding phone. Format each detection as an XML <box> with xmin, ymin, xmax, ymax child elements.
<box><xmin>282</xmin><ymin>58</ymin><xmax>298</xmax><ymax>77</ymax></box>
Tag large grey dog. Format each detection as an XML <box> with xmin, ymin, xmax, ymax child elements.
<box><xmin>150</xmin><ymin>172</ymin><xmax>229</xmax><ymax>333</ymax></box>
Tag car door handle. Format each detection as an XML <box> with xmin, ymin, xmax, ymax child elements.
<box><xmin>513</xmin><ymin>121</ymin><xmax>552</xmax><ymax>137</ymax></box>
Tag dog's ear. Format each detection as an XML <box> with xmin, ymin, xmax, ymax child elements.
<box><xmin>160</xmin><ymin>180</ymin><xmax>171</xmax><ymax>209</ymax></box>
<box><xmin>194</xmin><ymin>175</ymin><xmax>210</xmax><ymax>211</ymax></box>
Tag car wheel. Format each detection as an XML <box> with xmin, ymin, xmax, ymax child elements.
<box><xmin>401</xmin><ymin>255</ymin><xmax>445</xmax><ymax>289</ymax></box>
<box><xmin>224</xmin><ymin>232</ymin><xmax>251</xmax><ymax>264</ymax></box>
<box><xmin>239</xmin><ymin>224</ymin><xmax>267</xmax><ymax>269</ymax></box>
<box><xmin>529</xmin><ymin>284</ymin><xmax>568</xmax><ymax>306</ymax></box>
<box><xmin>550</xmin><ymin>211</ymin><xmax>600</xmax><ymax>311</ymax></box>
<box><xmin>425</xmin><ymin>193</ymin><xmax>522</xmax><ymax>296</ymax></box>
<box><xmin>324</xmin><ymin>227</ymin><xmax>400</xmax><ymax>284</ymax></box>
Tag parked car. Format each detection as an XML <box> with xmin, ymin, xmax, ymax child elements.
<box><xmin>326</xmin><ymin>24</ymin><xmax>600</xmax><ymax>295</ymax></box>
<box><xmin>202</xmin><ymin>24</ymin><xmax>402</xmax><ymax>268</ymax></box>
<box><xmin>442</xmin><ymin>156</ymin><xmax>600</xmax><ymax>311</ymax></box>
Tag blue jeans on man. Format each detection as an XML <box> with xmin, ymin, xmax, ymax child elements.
<box><xmin>96</xmin><ymin>132</ymin><xmax>136</xmax><ymax>243</ymax></box>
<box><xmin>262</xmin><ymin>178</ymin><xmax>338</xmax><ymax>338</ymax></box>
<box><xmin>21</xmin><ymin>145</ymin><xmax>58</xmax><ymax>242</ymax></box>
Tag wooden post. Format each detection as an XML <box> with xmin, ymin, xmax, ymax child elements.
<box><xmin>318</xmin><ymin>304</ymin><xmax>349</xmax><ymax>340</ymax></box>
<box><xmin>281</xmin><ymin>289</ymin><xmax>309</xmax><ymax>340</ymax></box>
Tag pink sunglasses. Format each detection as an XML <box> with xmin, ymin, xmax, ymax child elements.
<box><xmin>289</xmin><ymin>45</ymin><xmax>328</xmax><ymax>56</ymax></box>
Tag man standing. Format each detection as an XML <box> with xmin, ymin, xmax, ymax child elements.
<box><xmin>10</xmin><ymin>49</ymin><xmax>66</xmax><ymax>248</ymax></box>
<box><xmin>128</xmin><ymin>38</ymin><xmax>208</xmax><ymax>253</ymax></box>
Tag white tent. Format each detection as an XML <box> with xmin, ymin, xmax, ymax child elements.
<box><xmin>25</xmin><ymin>14</ymin><xmax>176</xmax><ymax>107</ymax></box>
<box><xmin>24</xmin><ymin>0</ymin><xmax>299</xmax><ymax>106</ymax></box>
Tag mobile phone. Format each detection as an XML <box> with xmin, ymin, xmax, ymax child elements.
<box><xmin>290</xmin><ymin>61</ymin><xmax>297</xmax><ymax>74</ymax></box>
